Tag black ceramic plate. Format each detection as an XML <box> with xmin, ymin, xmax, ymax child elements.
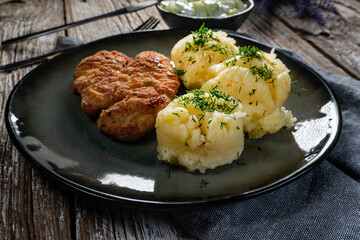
<box><xmin>5</xmin><ymin>30</ymin><xmax>341</xmax><ymax>208</ymax></box>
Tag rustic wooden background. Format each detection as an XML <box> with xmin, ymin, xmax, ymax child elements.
<box><xmin>0</xmin><ymin>0</ymin><xmax>359</xmax><ymax>239</ymax></box>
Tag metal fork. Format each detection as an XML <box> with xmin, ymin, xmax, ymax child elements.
<box><xmin>0</xmin><ymin>16</ymin><xmax>160</xmax><ymax>73</ymax></box>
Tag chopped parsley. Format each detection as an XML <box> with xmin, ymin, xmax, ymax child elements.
<box><xmin>249</xmin><ymin>63</ymin><xmax>274</xmax><ymax>82</ymax></box>
<box><xmin>236</xmin><ymin>151</ymin><xmax>245</xmax><ymax>165</ymax></box>
<box><xmin>191</xmin><ymin>115</ymin><xmax>197</xmax><ymax>123</ymax></box>
<box><xmin>166</xmin><ymin>167</ymin><xmax>172</xmax><ymax>178</ymax></box>
<box><xmin>204</xmin><ymin>44</ymin><xmax>228</xmax><ymax>55</ymax></box>
<box><xmin>238</xmin><ymin>46</ymin><xmax>263</xmax><ymax>60</ymax></box>
<box><xmin>176</xmin><ymin>86</ymin><xmax>239</xmax><ymax>114</ymax></box>
<box><xmin>224</xmin><ymin>46</ymin><xmax>263</xmax><ymax>66</ymax></box>
<box><xmin>172</xmin><ymin>112</ymin><xmax>180</xmax><ymax>117</ymax></box>
<box><xmin>248</xmin><ymin>89</ymin><xmax>257</xmax><ymax>96</ymax></box>
<box><xmin>173</xmin><ymin>69</ymin><xmax>186</xmax><ymax>76</ymax></box>
<box><xmin>183</xmin><ymin>24</ymin><xmax>229</xmax><ymax>55</ymax></box>
<box><xmin>248</xmin><ymin>63</ymin><xmax>276</xmax><ymax>87</ymax></box>
<box><xmin>188</xmin><ymin>56</ymin><xmax>196</xmax><ymax>64</ymax></box>
<box><xmin>200</xmin><ymin>179</ymin><xmax>209</xmax><ymax>188</ymax></box>
<box><xmin>198</xmin><ymin>114</ymin><xmax>205</xmax><ymax>121</ymax></box>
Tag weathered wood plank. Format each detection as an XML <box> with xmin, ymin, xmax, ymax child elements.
<box><xmin>64</xmin><ymin>0</ymin><xmax>166</xmax><ymax>42</ymax></box>
<box><xmin>74</xmin><ymin>195</ymin><xmax>194</xmax><ymax>240</ymax></box>
<box><xmin>239</xmin><ymin>9</ymin><xmax>350</xmax><ymax>77</ymax></box>
<box><xmin>0</xmin><ymin>0</ymin><xmax>72</xmax><ymax>239</ymax></box>
<box><xmin>272</xmin><ymin>1</ymin><xmax>360</xmax><ymax>79</ymax></box>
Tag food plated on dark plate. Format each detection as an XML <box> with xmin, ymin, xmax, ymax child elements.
<box><xmin>5</xmin><ymin>27</ymin><xmax>341</xmax><ymax>208</ymax></box>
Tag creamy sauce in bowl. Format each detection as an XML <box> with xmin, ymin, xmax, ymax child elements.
<box><xmin>159</xmin><ymin>0</ymin><xmax>248</xmax><ymax>18</ymax></box>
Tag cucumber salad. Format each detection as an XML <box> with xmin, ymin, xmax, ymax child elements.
<box><xmin>159</xmin><ymin>0</ymin><xmax>248</xmax><ymax>18</ymax></box>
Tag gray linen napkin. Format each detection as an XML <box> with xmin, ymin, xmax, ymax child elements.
<box><xmin>169</xmin><ymin>55</ymin><xmax>360</xmax><ymax>239</ymax></box>
<box><xmin>56</xmin><ymin>36</ymin><xmax>360</xmax><ymax>239</ymax></box>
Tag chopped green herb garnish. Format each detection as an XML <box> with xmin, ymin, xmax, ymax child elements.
<box><xmin>173</xmin><ymin>69</ymin><xmax>186</xmax><ymax>76</ymax></box>
<box><xmin>198</xmin><ymin>114</ymin><xmax>205</xmax><ymax>121</ymax></box>
<box><xmin>192</xmin><ymin>115</ymin><xmax>197</xmax><ymax>123</ymax></box>
<box><xmin>236</xmin><ymin>151</ymin><xmax>246</xmax><ymax>165</ymax></box>
<box><xmin>224</xmin><ymin>46</ymin><xmax>263</xmax><ymax>66</ymax></box>
<box><xmin>302</xmin><ymin>88</ymin><xmax>308</xmax><ymax>92</ymax></box>
<box><xmin>200</xmin><ymin>179</ymin><xmax>209</xmax><ymax>188</ymax></box>
<box><xmin>185</xmin><ymin>142</ymin><xmax>189</xmax><ymax>147</ymax></box>
<box><xmin>249</xmin><ymin>89</ymin><xmax>257</xmax><ymax>96</ymax></box>
<box><xmin>177</xmin><ymin>86</ymin><xmax>239</xmax><ymax>114</ymax></box>
<box><xmin>249</xmin><ymin>63</ymin><xmax>275</xmax><ymax>82</ymax></box>
<box><xmin>204</xmin><ymin>44</ymin><xmax>228</xmax><ymax>55</ymax></box>
<box><xmin>172</xmin><ymin>112</ymin><xmax>180</xmax><ymax>117</ymax></box>
<box><xmin>183</xmin><ymin>24</ymin><xmax>230</xmax><ymax>55</ymax></box>
<box><xmin>188</xmin><ymin>56</ymin><xmax>196</xmax><ymax>64</ymax></box>
<box><xmin>238</xmin><ymin>46</ymin><xmax>263</xmax><ymax>60</ymax></box>
<box><xmin>143</xmin><ymin>80</ymin><xmax>151</xmax><ymax>84</ymax></box>
<box><xmin>220</xmin><ymin>122</ymin><xmax>226</xmax><ymax>129</ymax></box>
<box><xmin>166</xmin><ymin>167</ymin><xmax>172</xmax><ymax>178</ymax></box>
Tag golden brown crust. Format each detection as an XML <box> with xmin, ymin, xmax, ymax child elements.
<box><xmin>72</xmin><ymin>50</ymin><xmax>130</xmax><ymax>94</ymax></box>
<box><xmin>73</xmin><ymin>50</ymin><xmax>180</xmax><ymax>141</ymax></box>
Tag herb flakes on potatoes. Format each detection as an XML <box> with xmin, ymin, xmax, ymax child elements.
<box><xmin>202</xmin><ymin>47</ymin><xmax>296</xmax><ymax>139</ymax></box>
<box><xmin>171</xmin><ymin>24</ymin><xmax>238</xmax><ymax>90</ymax></box>
<box><xmin>155</xmin><ymin>87</ymin><xmax>246</xmax><ymax>173</ymax></box>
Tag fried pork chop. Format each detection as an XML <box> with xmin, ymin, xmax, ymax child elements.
<box><xmin>73</xmin><ymin>50</ymin><xmax>180</xmax><ymax>141</ymax></box>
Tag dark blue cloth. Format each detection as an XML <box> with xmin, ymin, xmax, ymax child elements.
<box><xmin>169</xmin><ymin>60</ymin><xmax>360</xmax><ymax>240</ymax></box>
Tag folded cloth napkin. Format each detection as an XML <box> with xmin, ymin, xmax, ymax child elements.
<box><xmin>56</xmin><ymin>36</ymin><xmax>360</xmax><ymax>239</ymax></box>
<box><xmin>169</xmin><ymin>54</ymin><xmax>360</xmax><ymax>239</ymax></box>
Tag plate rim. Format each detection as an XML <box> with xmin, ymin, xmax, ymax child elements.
<box><xmin>5</xmin><ymin>29</ymin><xmax>342</xmax><ymax>209</ymax></box>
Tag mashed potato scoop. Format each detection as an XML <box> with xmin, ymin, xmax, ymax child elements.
<box><xmin>156</xmin><ymin>87</ymin><xmax>246</xmax><ymax>173</ymax></box>
<box><xmin>171</xmin><ymin>24</ymin><xmax>238</xmax><ymax>90</ymax></box>
<box><xmin>202</xmin><ymin>46</ymin><xmax>296</xmax><ymax>138</ymax></box>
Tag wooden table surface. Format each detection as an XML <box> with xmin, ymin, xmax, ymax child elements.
<box><xmin>1</xmin><ymin>0</ymin><xmax>359</xmax><ymax>239</ymax></box>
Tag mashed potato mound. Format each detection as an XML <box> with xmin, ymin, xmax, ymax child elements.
<box><xmin>155</xmin><ymin>87</ymin><xmax>246</xmax><ymax>172</ymax></box>
<box><xmin>202</xmin><ymin>48</ymin><xmax>296</xmax><ymax>138</ymax></box>
<box><xmin>158</xmin><ymin>29</ymin><xmax>297</xmax><ymax>172</ymax></box>
<box><xmin>171</xmin><ymin>25</ymin><xmax>238</xmax><ymax>90</ymax></box>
